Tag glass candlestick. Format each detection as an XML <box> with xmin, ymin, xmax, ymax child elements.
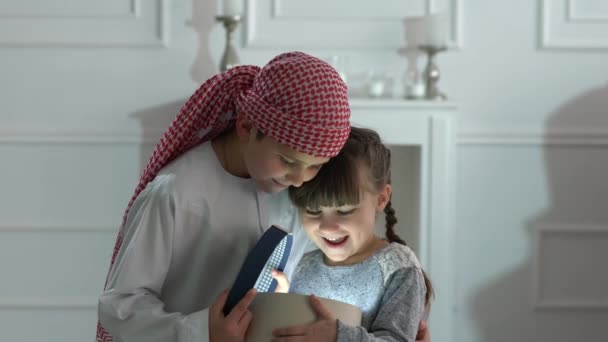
<box><xmin>215</xmin><ymin>15</ymin><xmax>242</xmax><ymax>72</ymax></box>
<box><xmin>419</xmin><ymin>45</ymin><xmax>448</xmax><ymax>100</ymax></box>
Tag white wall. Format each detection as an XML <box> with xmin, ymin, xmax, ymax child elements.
<box><xmin>1</xmin><ymin>0</ymin><xmax>607</xmax><ymax>341</ymax></box>
<box><xmin>450</xmin><ymin>1</ymin><xmax>608</xmax><ymax>341</ymax></box>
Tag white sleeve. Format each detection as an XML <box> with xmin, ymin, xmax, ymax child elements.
<box><xmin>98</xmin><ymin>175</ymin><xmax>209</xmax><ymax>342</ymax></box>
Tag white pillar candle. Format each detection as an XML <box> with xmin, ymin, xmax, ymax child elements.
<box><xmin>404</xmin><ymin>79</ymin><xmax>425</xmax><ymax>99</ymax></box>
<box><xmin>424</xmin><ymin>13</ymin><xmax>448</xmax><ymax>46</ymax></box>
<box><xmin>411</xmin><ymin>82</ymin><xmax>426</xmax><ymax>98</ymax></box>
<box><xmin>368</xmin><ymin>80</ymin><xmax>385</xmax><ymax>98</ymax></box>
<box><xmin>223</xmin><ymin>0</ymin><xmax>243</xmax><ymax>16</ymax></box>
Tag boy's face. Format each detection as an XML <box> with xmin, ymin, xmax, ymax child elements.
<box><xmin>300</xmin><ymin>184</ymin><xmax>391</xmax><ymax>266</ymax></box>
<box><xmin>242</xmin><ymin>129</ymin><xmax>329</xmax><ymax>193</ymax></box>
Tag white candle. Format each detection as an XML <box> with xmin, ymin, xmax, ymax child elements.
<box><xmin>405</xmin><ymin>82</ymin><xmax>425</xmax><ymax>99</ymax></box>
<box><xmin>411</xmin><ymin>82</ymin><xmax>425</xmax><ymax>98</ymax></box>
<box><xmin>368</xmin><ymin>80</ymin><xmax>385</xmax><ymax>98</ymax></box>
<box><xmin>223</xmin><ymin>0</ymin><xmax>243</xmax><ymax>16</ymax></box>
<box><xmin>424</xmin><ymin>13</ymin><xmax>448</xmax><ymax>46</ymax></box>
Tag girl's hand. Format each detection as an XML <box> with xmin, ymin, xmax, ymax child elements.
<box><xmin>271</xmin><ymin>295</ymin><xmax>337</xmax><ymax>342</ymax></box>
<box><xmin>271</xmin><ymin>269</ymin><xmax>290</xmax><ymax>293</ymax></box>
<box><xmin>416</xmin><ymin>320</ymin><xmax>430</xmax><ymax>342</ymax></box>
<box><xmin>209</xmin><ymin>288</ymin><xmax>257</xmax><ymax>342</ymax></box>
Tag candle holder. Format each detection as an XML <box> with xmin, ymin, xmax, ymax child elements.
<box><xmin>419</xmin><ymin>45</ymin><xmax>448</xmax><ymax>100</ymax></box>
<box><xmin>215</xmin><ymin>15</ymin><xmax>242</xmax><ymax>72</ymax></box>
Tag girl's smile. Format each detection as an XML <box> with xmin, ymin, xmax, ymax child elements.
<box><xmin>322</xmin><ymin>235</ymin><xmax>349</xmax><ymax>248</ymax></box>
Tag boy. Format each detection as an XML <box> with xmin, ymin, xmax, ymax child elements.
<box><xmin>97</xmin><ymin>52</ymin><xmax>349</xmax><ymax>342</ymax></box>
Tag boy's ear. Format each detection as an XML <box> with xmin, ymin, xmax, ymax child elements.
<box><xmin>235</xmin><ymin>115</ymin><xmax>255</xmax><ymax>142</ymax></box>
<box><xmin>376</xmin><ymin>184</ymin><xmax>392</xmax><ymax>212</ymax></box>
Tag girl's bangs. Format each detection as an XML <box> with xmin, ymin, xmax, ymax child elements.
<box><xmin>289</xmin><ymin>152</ymin><xmax>361</xmax><ymax>209</ymax></box>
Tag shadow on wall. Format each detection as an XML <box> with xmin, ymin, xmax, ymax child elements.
<box><xmin>129</xmin><ymin>1</ymin><xmax>218</xmax><ymax>172</ymax></box>
<box><xmin>469</xmin><ymin>83</ymin><xmax>608</xmax><ymax>342</ymax></box>
<box><xmin>190</xmin><ymin>0</ymin><xmax>219</xmax><ymax>84</ymax></box>
<box><xmin>129</xmin><ymin>99</ymin><xmax>186</xmax><ymax>171</ymax></box>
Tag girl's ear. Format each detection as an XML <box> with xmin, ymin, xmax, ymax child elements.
<box><xmin>376</xmin><ymin>184</ymin><xmax>392</xmax><ymax>212</ymax></box>
<box><xmin>235</xmin><ymin>115</ymin><xmax>255</xmax><ymax>142</ymax></box>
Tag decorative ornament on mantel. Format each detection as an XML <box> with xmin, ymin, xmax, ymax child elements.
<box><xmin>419</xmin><ymin>44</ymin><xmax>448</xmax><ymax>101</ymax></box>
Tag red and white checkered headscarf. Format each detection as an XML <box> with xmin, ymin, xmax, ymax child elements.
<box><xmin>96</xmin><ymin>51</ymin><xmax>350</xmax><ymax>342</ymax></box>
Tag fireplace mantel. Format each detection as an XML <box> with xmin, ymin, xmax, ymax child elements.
<box><xmin>350</xmin><ymin>99</ymin><xmax>456</xmax><ymax>342</ymax></box>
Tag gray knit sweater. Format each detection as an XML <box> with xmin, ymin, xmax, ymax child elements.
<box><xmin>289</xmin><ymin>242</ymin><xmax>426</xmax><ymax>342</ymax></box>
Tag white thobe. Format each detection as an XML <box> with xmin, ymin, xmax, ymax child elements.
<box><xmin>98</xmin><ymin>142</ymin><xmax>312</xmax><ymax>342</ymax></box>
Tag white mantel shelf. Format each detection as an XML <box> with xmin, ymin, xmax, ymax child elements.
<box><xmin>349</xmin><ymin>98</ymin><xmax>457</xmax><ymax>145</ymax></box>
<box><xmin>349</xmin><ymin>99</ymin><xmax>457</xmax><ymax>342</ymax></box>
<box><xmin>350</xmin><ymin>98</ymin><xmax>459</xmax><ymax>109</ymax></box>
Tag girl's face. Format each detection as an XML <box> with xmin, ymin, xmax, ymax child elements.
<box><xmin>300</xmin><ymin>184</ymin><xmax>391</xmax><ymax>266</ymax></box>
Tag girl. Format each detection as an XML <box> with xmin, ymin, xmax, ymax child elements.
<box><xmin>273</xmin><ymin>126</ymin><xmax>433</xmax><ymax>342</ymax></box>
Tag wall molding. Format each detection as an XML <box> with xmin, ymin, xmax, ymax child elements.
<box><xmin>541</xmin><ymin>0</ymin><xmax>608</xmax><ymax>49</ymax></box>
<box><xmin>270</xmin><ymin>0</ymin><xmax>451</xmax><ymax>21</ymax></box>
<box><xmin>0</xmin><ymin>224</ymin><xmax>117</xmax><ymax>233</ymax></box>
<box><xmin>567</xmin><ymin>0</ymin><xmax>608</xmax><ymax>22</ymax></box>
<box><xmin>245</xmin><ymin>0</ymin><xmax>463</xmax><ymax>49</ymax></box>
<box><xmin>0</xmin><ymin>297</ymin><xmax>97</xmax><ymax>310</ymax></box>
<box><xmin>458</xmin><ymin>128</ymin><xmax>608</xmax><ymax>146</ymax></box>
<box><xmin>0</xmin><ymin>0</ymin><xmax>169</xmax><ymax>47</ymax></box>
<box><xmin>0</xmin><ymin>129</ymin><xmax>162</xmax><ymax>144</ymax></box>
<box><xmin>532</xmin><ymin>223</ymin><xmax>608</xmax><ymax>310</ymax></box>
<box><xmin>3</xmin><ymin>127</ymin><xmax>608</xmax><ymax>146</ymax></box>
<box><xmin>0</xmin><ymin>0</ymin><xmax>139</xmax><ymax>19</ymax></box>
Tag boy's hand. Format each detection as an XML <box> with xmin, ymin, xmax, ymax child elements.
<box><xmin>209</xmin><ymin>288</ymin><xmax>257</xmax><ymax>342</ymax></box>
<box><xmin>271</xmin><ymin>269</ymin><xmax>290</xmax><ymax>293</ymax></box>
<box><xmin>271</xmin><ymin>295</ymin><xmax>337</xmax><ymax>342</ymax></box>
<box><xmin>416</xmin><ymin>320</ymin><xmax>430</xmax><ymax>342</ymax></box>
